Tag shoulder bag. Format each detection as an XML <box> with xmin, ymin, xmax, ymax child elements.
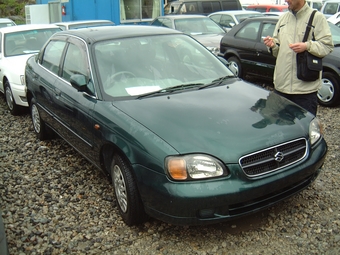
<box><xmin>296</xmin><ymin>10</ymin><xmax>323</xmax><ymax>82</ymax></box>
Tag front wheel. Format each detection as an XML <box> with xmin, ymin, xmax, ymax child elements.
<box><xmin>111</xmin><ymin>154</ymin><xmax>148</xmax><ymax>226</ymax></box>
<box><xmin>227</xmin><ymin>56</ymin><xmax>243</xmax><ymax>78</ymax></box>
<box><xmin>318</xmin><ymin>71</ymin><xmax>340</xmax><ymax>107</ymax></box>
<box><xmin>4</xmin><ymin>80</ymin><xmax>20</xmax><ymax>115</ymax></box>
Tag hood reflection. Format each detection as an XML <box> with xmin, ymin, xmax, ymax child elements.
<box><xmin>251</xmin><ymin>92</ymin><xmax>307</xmax><ymax>129</ymax></box>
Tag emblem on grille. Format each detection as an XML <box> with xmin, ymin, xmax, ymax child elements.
<box><xmin>274</xmin><ymin>152</ymin><xmax>284</xmax><ymax>162</ymax></box>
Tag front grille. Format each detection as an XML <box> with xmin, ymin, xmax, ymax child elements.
<box><xmin>239</xmin><ymin>138</ymin><xmax>307</xmax><ymax>177</ymax></box>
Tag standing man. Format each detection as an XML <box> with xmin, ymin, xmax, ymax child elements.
<box><xmin>263</xmin><ymin>0</ymin><xmax>333</xmax><ymax>116</ymax></box>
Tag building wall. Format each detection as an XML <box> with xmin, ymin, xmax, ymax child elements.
<box><xmin>36</xmin><ymin>0</ymin><xmax>161</xmax><ymax>25</ymax></box>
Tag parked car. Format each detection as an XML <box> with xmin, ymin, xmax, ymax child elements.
<box><xmin>26</xmin><ymin>25</ymin><xmax>327</xmax><ymax>226</ymax></box>
<box><xmin>164</xmin><ymin>0</ymin><xmax>242</xmax><ymax>16</ymax></box>
<box><xmin>0</xmin><ymin>210</ymin><xmax>9</xmax><ymax>255</ymax></box>
<box><xmin>54</xmin><ymin>20</ymin><xmax>114</xmax><ymax>30</ymax></box>
<box><xmin>0</xmin><ymin>24</ymin><xmax>61</xmax><ymax>115</ymax></box>
<box><xmin>245</xmin><ymin>4</ymin><xmax>288</xmax><ymax>13</ymax></box>
<box><xmin>321</xmin><ymin>0</ymin><xmax>340</xmax><ymax>18</ymax></box>
<box><xmin>219</xmin><ymin>16</ymin><xmax>340</xmax><ymax>107</ymax></box>
<box><xmin>208</xmin><ymin>10</ymin><xmax>264</xmax><ymax>32</ymax></box>
<box><xmin>150</xmin><ymin>15</ymin><xmax>226</xmax><ymax>55</ymax></box>
<box><xmin>328</xmin><ymin>11</ymin><xmax>340</xmax><ymax>27</ymax></box>
<box><xmin>306</xmin><ymin>0</ymin><xmax>323</xmax><ymax>10</ymax></box>
<box><xmin>0</xmin><ymin>18</ymin><xmax>16</xmax><ymax>28</ymax></box>
<box><xmin>262</xmin><ymin>11</ymin><xmax>285</xmax><ymax>17</ymax></box>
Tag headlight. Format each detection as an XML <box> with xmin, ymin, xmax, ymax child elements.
<box><xmin>165</xmin><ymin>154</ymin><xmax>227</xmax><ymax>181</ymax></box>
<box><xmin>309</xmin><ymin>118</ymin><xmax>323</xmax><ymax>145</ymax></box>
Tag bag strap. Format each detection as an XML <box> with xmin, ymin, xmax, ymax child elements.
<box><xmin>302</xmin><ymin>10</ymin><xmax>317</xmax><ymax>42</ymax></box>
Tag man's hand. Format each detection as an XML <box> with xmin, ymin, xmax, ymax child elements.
<box><xmin>263</xmin><ymin>36</ymin><xmax>274</xmax><ymax>48</ymax></box>
<box><xmin>289</xmin><ymin>42</ymin><xmax>308</xmax><ymax>53</ymax></box>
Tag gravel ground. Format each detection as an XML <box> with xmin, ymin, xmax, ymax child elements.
<box><xmin>1</xmin><ymin>83</ymin><xmax>340</xmax><ymax>255</ymax></box>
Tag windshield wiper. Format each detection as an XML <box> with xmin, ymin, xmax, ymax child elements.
<box><xmin>137</xmin><ymin>83</ymin><xmax>204</xmax><ymax>98</ymax></box>
<box><xmin>198</xmin><ymin>75</ymin><xmax>236</xmax><ymax>89</ymax></box>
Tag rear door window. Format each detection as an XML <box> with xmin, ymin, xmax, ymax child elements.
<box><xmin>41</xmin><ymin>40</ymin><xmax>66</xmax><ymax>75</ymax></box>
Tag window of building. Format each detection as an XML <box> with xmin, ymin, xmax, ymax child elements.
<box><xmin>120</xmin><ymin>0</ymin><xmax>161</xmax><ymax>21</ymax></box>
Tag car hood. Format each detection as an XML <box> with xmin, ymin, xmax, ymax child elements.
<box><xmin>112</xmin><ymin>79</ymin><xmax>313</xmax><ymax>162</ymax></box>
<box><xmin>191</xmin><ymin>33</ymin><xmax>224</xmax><ymax>48</ymax></box>
<box><xmin>6</xmin><ymin>54</ymin><xmax>36</xmax><ymax>73</ymax></box>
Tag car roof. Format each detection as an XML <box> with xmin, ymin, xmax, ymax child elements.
<box><xmin>246</xmin><ymin>4</ymin><xmax>288</xmax><ymax>7</ymax></box>
<box><xmin>0</xmin><ymin>24</ymin><xmax>60</xmax><ymax>33</ymax></box>
<box><xmin>156</xmin><ymin>15</ymin><xmax>208</xmax><ymax>19</ymax></box>
<box><xmin>54</xmin><ymin>20</ymin><xmax>114</xmax><ymax>25</ymax></box>
<box><xmin>209</xmin><ymin>10</ymin><xmax>262</xmax><ymax>15</ymax></box>
<box><xmin>0</xmin><ymin>18</ymin><xmax>15</xmax><ymax>23</ymax></box>
<box><xmin>244</xmin><ymin>16</ymin><xmax>280</xmax><ymax>21</ymax></box>
<box><xmin>52</xmin><ymin>25</ymin><xmax>182</xmax><ymax>43</ymax></box>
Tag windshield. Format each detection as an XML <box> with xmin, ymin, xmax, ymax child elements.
<box><xmin>5</xmin><ymin>28</ymin><xmax>61</xmax><ymax>57</ymax></box>
<box><xmin>174</xmin><ymin>18</ymin><xmax>226</xmax><ymax>34</ymax></box>
<box><xmin>94</xmin><ymin>34</ymin><xmax>234</xmax><ymax>99</ymax></box>
<box><xmin>328</xmin><ymin>21</ymin><xmax>340</xmax><ymax>45</ymax></box>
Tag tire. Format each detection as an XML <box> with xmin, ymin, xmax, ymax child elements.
<box><xmin>318</xmin><ymin>71</ymin><xmax>340</xmax><ymax>107</ymax></box>
<box><xmin>227</xmin><ymin>56</ymin><xmax>243</xmax><ymax>78</ymax></box>
<box><xmin>4</xmin><ymin>80</ymin><xmax>20</xmax><ymax>115</ymax></box>
<box><xmin>110</xmin><ymin>154</ymin><xmax>148</xmax><ymax>226</ymax></box>
<box><xmin>30</xmin><ymin>98</ymin><xmax>51</xmax><ymax>140</ymax></box>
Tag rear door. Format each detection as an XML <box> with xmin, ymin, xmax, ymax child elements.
<box><xmin>36</xmin><ymin>39</ymin><xmax>67</xmax><ymax>126</ymax></box>
<box><xmin>231</xmin><ymin>20</ymin><xmax>261</xmax><ymax>74</ymax></box>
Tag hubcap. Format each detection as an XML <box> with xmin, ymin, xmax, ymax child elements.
<box><xmin>31</xmin><ymin>104</ymin><xmax>41</xmax><ymax>133</ymax></box>
<box><xmin>229</xmin><ymin>61</ymin><xmax>239</xmax><ymax>77</ymax></box>
<box><xmin>113</xmin><ymin>165</ymin><xmax>128</xmax><ymax>213</ymax></box>
<box><xmin>5</xmin><ymin>86</ymin><xmax>14</xmax><ymax>110</ymax></box>
<box><xmin>318</xmin><ymin>78</ymin><xmax>334</xmax><ymax>103</ymax></box>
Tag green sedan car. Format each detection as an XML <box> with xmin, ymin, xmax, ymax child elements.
<box><xmin>25</xmin><ymin>26</ymin><xmax>327</xmax><ymax>226</ymax></box>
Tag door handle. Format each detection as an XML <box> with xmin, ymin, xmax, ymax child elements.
<box><xmin>55</xmin><ymin>88</ymin><xmax>61</xmax><ymax>97</ymax></box>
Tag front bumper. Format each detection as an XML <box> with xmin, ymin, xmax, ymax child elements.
<box><xmin>134</xmin><ymin>138</ymin><xmax>327</xmax><ymax>225</ymax></box>
<box><xmin>9</xmin><ymin>82</ymin><xmax>28</xmax><ymax>107</ymax></box>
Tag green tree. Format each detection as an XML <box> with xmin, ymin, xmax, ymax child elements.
<box><xmin>0</xmin><ymin>0</ymin><xmax>35</xmax><ymax>24</ymax></box>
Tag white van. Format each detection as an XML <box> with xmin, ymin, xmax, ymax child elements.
<box><xmin>306</xmin><ymin>0</ymin><xmax>323</xmax><ymax>10</ymax></box>
<box><xmin>321</xmin><ymin>0</ymin><xmax>340</xmax><ymax>18</ymax></box>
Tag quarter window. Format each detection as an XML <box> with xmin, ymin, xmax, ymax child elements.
<box><xmin>41</xmin><ymin>40</ymin><xmax>66</xmax><ymax>75</ymax></box>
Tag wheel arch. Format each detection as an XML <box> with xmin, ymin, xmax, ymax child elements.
<box><xmin>100</xmin><ymin>142</ymin><xmax>132</xmax><ymax>177</ymax></box>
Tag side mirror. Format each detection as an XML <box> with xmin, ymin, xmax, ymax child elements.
<box><xmin>70</xmin><ymin>74</ymin><xmax>87</xmax><ymax>91</ymax></box>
